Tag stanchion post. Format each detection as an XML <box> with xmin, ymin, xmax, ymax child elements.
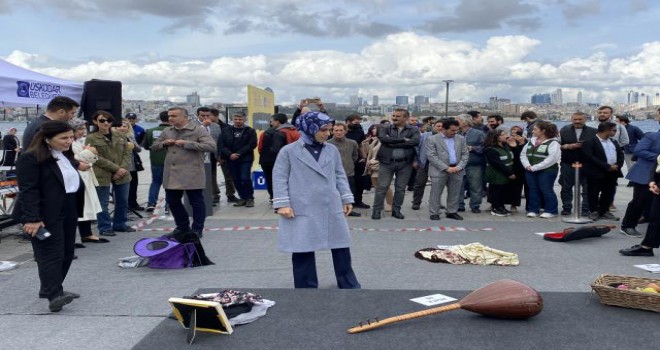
<box><xmin>563</xmin><ymin>162</ymin><xmax>592</xmax><ymax>224</ymax></box>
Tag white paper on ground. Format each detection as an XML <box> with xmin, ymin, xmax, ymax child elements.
<box><xmin>0</xmin><ymin>261</ymin><xmax>18</xmax><ymax>272</ymax></box>
<box><xmin>410</xmin><ymin>294</ymin><xmax>457</xmax><ymax>306</ymax></box>
<box><xmin>634</xmin><ymin>264</ymin><xmax>660</xmax><ymax>273</ymax></box>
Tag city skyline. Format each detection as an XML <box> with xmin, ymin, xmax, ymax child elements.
<box><xmin>1</xmin><ymin>1</ymin><xmax>659</xmax><ymax>105</ymax></box>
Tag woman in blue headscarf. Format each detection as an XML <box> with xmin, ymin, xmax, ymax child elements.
<box><xmin>272</xmin><ymin>111</ymin><xmax>361</xmax><ymax>289</ymax></box>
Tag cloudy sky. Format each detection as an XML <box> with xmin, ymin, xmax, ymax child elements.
<box><xmin>1</xmin><ymin>0</ymin><xmax>659</xmax><ymax>105</ymax></box>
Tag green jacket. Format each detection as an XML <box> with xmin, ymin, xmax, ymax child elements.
<box><xmin>85</xmin><ymin>131</ymin><xmax>133</xmax><ymax>186</ymax></box>
<box><xmin>485</xmin><ymin>146</ymin><xmax>514</xmax><ymax>185</ymax></box>
<box><xmin>144</xmin><ymin>124</ymin><xmax>169</xmax><ymax>166</ymax></box>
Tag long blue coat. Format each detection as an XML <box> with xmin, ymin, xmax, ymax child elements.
<box><xmin>272</xmin><ymin>139</ymin><xmax>354</xmax><ymax>253</ymax></box>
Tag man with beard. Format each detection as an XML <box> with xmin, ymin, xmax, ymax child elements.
<box><xmin>558</xmin><ymin>112</ymin><xmax>597</xmax><ymax>216</ymax></box>
<box><xmin>487</xmin><ymin>115</ymin><xmax>504</xmax><ymax>130</ymax></box>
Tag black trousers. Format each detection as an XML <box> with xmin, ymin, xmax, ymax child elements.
<box><xmin>210</xmin><ymin>154</ymin><xmax>220</xmax><ymax>201</ymax></box>
<box><xmin>412</xmin><ymin>163</ymin><xmax>429</xmax><ymax>206</ymax></box>
<box><xmin>291</xmin><ymin>248</ymin><xmax>361</xmax><ymax>289</ymax></box>
<box><xmin>34</xmin><ymin>193</ymin><xmax>78</xmax><ymax>300</ymax></box>
<box><xmin>354</xmin><ymin>161</ymin><xmax>367</xmax><ymax>205</ymax></box>
<box><xmin>261</xmin><ymin>162</ymin><xmax>275</xmax><ymax>200</ymax></box>
<box><xmin>641</xmin><ymin>194</ymin><xmax>660</xmax><ymax>248</ymax></box>
<box><xmin>622</xmin><ymin>183</ymin><xmax>654</xmax><ymax>229</ymax></box>
<box><xmin>128</xmin><ymin>170</ymin><xmax>140</xmax><ymax>208</ymax></box>
<box><xmin>488</xmin><ymin>183</ymin><xmax>507</xmax><ymax>210</ymax></box>
<box><xmin>77</xmin><ymin>220</ymin><xmax>92</xmax><ymax>239</ymax></box>
<box><xmin>587</xmin><ymin>173</ymin><xmax>618</xmax><ymax>215</ymax></box>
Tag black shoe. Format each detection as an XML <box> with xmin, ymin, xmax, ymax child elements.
<box><xmin>407</xmin><ymin>187</ymin><xmax>414</xmax><ymax>192</ymax></box>
<box><xmin>129</xmin><ymin>206</ymin><xmax>145</xmax><ymax>211</ymax></box>
<box><xmin>114</xmin><ymin>227</ymin><xmax>136</xmax><ymax>232</ymax></box>
<box><xmin>72</xmin><ymin>255</ymin><xmax>78</xmax><ymax>260</ymax></box>
<box><xmin>491</xmin><ymin>208</ymin><xmax>510</xmax><ymax>217</ymax></box>
<box><xmin>213</xmin><ymin>197</ymin><xmax>220</xmax><ymax>204</ymax></box>
<box><xmin>371</xmin><ymin>210</ymin><xmax>382</xmax><ymax>220</ymax></box>
<box><xmin>49</xmin><ymin>294</ymin><xmax>74</xmax><ymax>312</ymax></box>
<box><xmin>227</xmin><ymin>195</ymin><xmax>239</xmax><ymax>203</ymax></box>
<box><xmin>392</xmin><ymin>211</ymin><xmax>405</xmax><ymax>219</ymax></box>
<box><xmin>347</xmin><ymin>211</ymin><xmax>362</xmax><ymax>217</ymax></box>
<box><xmin>457</xmin><ymin>208</ymin><xmax>466</xmax><ymax>212</ymax></box>
<box><xmin>561</xmin><ymin>210</ymin><xmax>571</xmax><ymax>216</ymax></box>
<box><xmin>192</xmin><ymin>230</ymin><xmax>203</xmax><ymax>239</ymax></box>
<box><xmin>620</xmin><ymin>228</ymin><xmax>643</xmax><ymax>238</ymax></box>
<box><xmin>440</xmin><ymin>205</ymin><xmax>446</xmax><ymax>210</ymax></box>
<box><xmin>430</xmin><ymin>215</ymin><xmax>440</xmax><ymax>221</ymax></box>
<box><xmin>165</xmin><ymin>228</ymin><xmax>191</xmax><ymax>240</ymax></box>
<box><xmin>619</xmin><ymin>245</ymin><xmax>654</xmax><ymax>257</ymax></box>
<box><xmin>233</xmin><ymin>199</ymin><xmax>247</xmax><ymax>207</ymax></box>
<box><xmin>74</xmin><ymin>243</ymin><xmax>86</xmax><ymax>249</ymax></box>
<box><xmin>354</xmin><ymin>202</ymin><xmax>371</xmax><ymax>209</ymax></box>
<box><xmin>99</xmin><ymin>231</ymin><xmax>116</xmax><ymax>237</ymax></box>
<box><xmin>245</xmin><ymin>199</ymin><xmax>255</xmax><ymax>207</ymax></box>
<box><xmin>446</xmin><ymin>213</ymin><xmax>464</xmax><ymax>220</ymax></box>
<box><xmin>40</xmin><ymin>291</ymin><xmax>80</xmax><ymax>299</ymax></box>
<box><xmin>471</xmin><ymin>208</ymin><xmax>481</xmax><ymax>214</ymax></box>
<box><xmin>145</xmin><ymin>204</ymin><xmax>156</xmax><ymax>213</ymax></box>
<box><xmin>411</xmin><ymin>204</ymin><xmax>420</xmax><ymax>210</ymax></box>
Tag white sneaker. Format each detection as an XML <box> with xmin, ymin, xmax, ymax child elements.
<box><xmin>539</xmin><ymin>213</ymin><xmax>557</xmax><ymax>219</ymax></box>
<box><xmin>526</xmin><ymin>212</ymin><xmax>538</xmax><ymax>218</ymax></box>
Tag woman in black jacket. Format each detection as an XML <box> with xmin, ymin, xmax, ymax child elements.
<box><xmin>14</xmin><ymin>121</ymin><xmax>84</xmax><ymax>312</ymax></box>
<box><xmin>1</xmin><ymin>127</ymin><xmax>21</xmax><ymax>166</ymax></box>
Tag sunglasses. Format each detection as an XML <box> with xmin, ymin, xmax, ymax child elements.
<box><xmin>97</xmin><ymin>118</ymin><xmax>113</xmax><ymax>124</ymax></box>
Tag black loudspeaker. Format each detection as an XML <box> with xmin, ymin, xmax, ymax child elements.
<box><xmin>79</xmin><ymin>79</ymin><xmax>122</xmax><ymax>124</ymax></box>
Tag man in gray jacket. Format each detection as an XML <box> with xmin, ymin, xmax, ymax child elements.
<box><xmin>371</xmin><ymin>108</ymin><xmax>420</xmax><ymax>220</ymax></box>
<box><xmin>152</xmin><ymin>107</ymin><xmax>216</xmax><ymax>237</ymax></box>
<box><xmin>328</xmin><ymin>123</ymin><xmax>361</xmax><ymax>217</ymax></box>
<box><xmin>426</xmin><ymin>119</ymin><xmax>469</xmax><ymax>220</ymax></box>
<box><xmin>195</xmin><ymin>107</ymin><xmax>222</xmax><ymax>205</ymax></box>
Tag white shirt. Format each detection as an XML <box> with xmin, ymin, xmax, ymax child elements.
<box><xmin>51</xmin><ymin>150</ymin><xmax>80</xmax><ymax>193</ymax></box>
<box><xmin>598</xmin><ymin>136</ymin><xmax>617</xmax><ymax>165</ymax></box>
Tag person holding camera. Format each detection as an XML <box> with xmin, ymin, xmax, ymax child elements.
<box><xmin>14</xmin><ymin>121</ymin><xmax>84</xmax><ymax>312</ymax></box>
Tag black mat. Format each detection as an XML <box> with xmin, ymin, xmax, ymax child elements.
<box><xmin>132</xmin><ymin>288</ymin><xmax>659</xmax><ymax>350</ymax></box>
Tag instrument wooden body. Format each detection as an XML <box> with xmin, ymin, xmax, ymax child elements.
<box><xmin>347</xmin><ymin>279</ymin><xmax>543</xmax><ymax>334</ymax></box>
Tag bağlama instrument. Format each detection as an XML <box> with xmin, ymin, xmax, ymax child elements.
<box><xmin>347</xmin><ymin>279</ymin><xmax>543</xmax><ymax>334</ymax></box>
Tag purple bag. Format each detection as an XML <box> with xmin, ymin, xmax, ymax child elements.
<box><xmin>134</xmin><ymin>236</ymin><xmax>197</xmax><ymax>269</ymax></box>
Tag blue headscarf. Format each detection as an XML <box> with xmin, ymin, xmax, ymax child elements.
<box><xmin>295</xmin><ymin>111</ymin><xmax>334</xmax><ymax>145</ymax></box>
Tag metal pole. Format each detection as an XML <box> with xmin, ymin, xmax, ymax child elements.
<box><xmin>443</xmin><ymin>80</ymin><xmax>453</xmax><ymax>118</ymax></box>
<box><xmin>563</xmin><ymin>162</ymin><xmax>592</xmax><ymax>224</ymax></box>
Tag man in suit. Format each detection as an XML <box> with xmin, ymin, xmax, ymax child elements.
<box><xmin>582</xmin><ymin>122</ymin><xmax>624</xmax><ymax>221</ymax></box>
<box><xmin>558</xmin><ymin>112</ymin><xmax>597</xmax><ymax>216</ymax></box>
<box><xmin>426</xmin><ymin>118</ymin><xmax>469</xmax><ymax>220</ymax></box>
<box><xmin>371</xmin><ymin>108</ymin><xmax>420</xmax><ymax>220</ymax></box>
<box><xmin>195</xmin><ymin>107</ymin><xmax>222</xmax><ymax>205</ymax></box>
<box><xmin>619</xmin><ymin>110</ymin><xmax>660</xmax><ymax>237</ymax></box>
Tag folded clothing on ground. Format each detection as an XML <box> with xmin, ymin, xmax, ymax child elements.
<box><xmin>415</xmin><ymin>243</ymin><xmax>519</xmax><ymax>266</ymax></box>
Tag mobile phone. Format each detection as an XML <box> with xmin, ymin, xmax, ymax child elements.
<box><xmin>306</xmin><ymin>98</ymin><xmax>321</xmax><ymax>105</ymax></box>
<box><xmin>515</xmin><ymin>130</ymin><xmax>523</xmax><ymax>136</ymax></box>
<box><xmin>36</xmin><ymin>227</ymin><xmax>51</xmax><ymax>240</ymax></box>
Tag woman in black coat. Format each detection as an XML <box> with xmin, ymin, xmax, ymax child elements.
<box><xmin>1</xmin><ymin>127</ymin><xmax>21</xmax><ymax>166</ymax></box>
<box><xmin>14</xmin><ymin>121</ymin><xmax>84</xmax><ymax>312</ymax></box>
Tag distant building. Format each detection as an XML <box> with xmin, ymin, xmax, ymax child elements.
<box><xmin>531</xmin><ymin>93</ymin><xmax>552</xmax><ymax>104</ymax></box>
<box><xmin>577</xmin><ymin>91</ymin><xmax>583</xmax><ymax>105</ymax></box>
<box><xmin>551</xmin><ymin>89</ymin><xmax>563</xmax><ymax>105</ymax></box>
<box><xmin>654</xmin><ymin>93</ymin><xmax>660</xmax><ymax>106</ymax></box>
<box><xmin>372</xmin><ymin>95</ymin><xmax>379</xmax><ymax>106</ymax></box>
<box><xmin>186</xmin><ymin>92</ymin><xmax>201</xmax><ymax>106</ymax></box>
<box><xmin>414</xmin><ymin>95</ymin><xmax>429</xmax><ymax>105</ymax></box>
<box><xmin>395</xmin><ymin>96</ymin><xmax>409</xmax><ymax>105</ymax></box>
<box><xmin>350</xmin><ymin>95</ymin><xmax>359</xmax><ymax>106</ymax></box>
<box><xmin>639</xmin><ymin>93</ymin><xmax>649</xmax><ymax>108</ymax></box>
<box><xmin>628</xmin><ymin>90</ymin><xmax>639</xmax><ymax>104</ymax></box>
<box><xmin>489</xmin><ymin>97</ymin><xmax>498</xmax><ymax>110</ymax></box>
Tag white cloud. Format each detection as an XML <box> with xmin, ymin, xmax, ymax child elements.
<box><xmin>4</xmin><ymin>33</ymin><xmax>660</xmax><ymax>104</ymax></box>
<box><xmin>591</xmin><ymin>43</ymin><xmax>618</xmax><ymax>50</ymax></box>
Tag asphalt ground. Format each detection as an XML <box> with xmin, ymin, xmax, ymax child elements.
<box><xmin>0</xmin><ymin>154</ymin><xmax>658</xmax><ymax>350</ymax></box>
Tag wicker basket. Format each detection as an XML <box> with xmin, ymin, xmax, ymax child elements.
<box><xmin>591</xmin><ymin>274</ymin><xmax>660</xmax><ymax>313</ymax></box>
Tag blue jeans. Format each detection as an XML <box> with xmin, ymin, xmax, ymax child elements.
<box><xmin>459</xmin><ymin>165</ymin><xmax>483</xmax><ymax>210</ymax></box>
<box><xmin>96</xmin><ymin>183</ymin><xmax>130</xmax><ymax>232</ymax></box>
<box><xmin>148</xmin><ymin>165</ymin><xmax>164</xmax><ymax>205</ymax></box>
<box><xmin>228</xmin><ymin>161</ymin><xmax>254</xmax><ymax>200</ymax></box>
<box><xmin>525</xmin><ymin>170</ymin><xmax>558</xmax><ymax>214</ymax></box>
<box><xmin>166</xmin><ymin>189</ymin><xmax>206</xmax><ymax>233</ymax></box>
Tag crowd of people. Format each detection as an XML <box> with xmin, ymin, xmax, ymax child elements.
<box><xmin>9</xmin><ymin>95</ymin><xmax>660</xmax><ymax>310</ymax></box>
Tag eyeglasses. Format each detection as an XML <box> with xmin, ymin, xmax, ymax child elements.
<box><xmin>97</xmin><ymin>119</ymin><xmax>112</xmax><ymax>124</ymax></box>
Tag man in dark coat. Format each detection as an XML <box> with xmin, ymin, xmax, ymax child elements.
<box><xmin>581</xmin><ymin>122</ymin><xmax>624</xmax><ymax>221</ymax></box>
<box><xmin>558</xmin><ymin>112</ymin><xmax>597</xmax><ymax>216</ymax></box>
<box><xmin>218</xmin><ymin>111</ymin><xmax>257</xmax><ymax>207</ymax></box>
<box><xmin>345</xmin><ymin>114</ymin><xmax>370</xmax><ymax>209</ymax></box>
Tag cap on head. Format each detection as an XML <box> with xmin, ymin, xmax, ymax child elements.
<box><xmin>125</xmin><ymin>112</ymin><xmax>137</xmax><ymax>119</ymax></box>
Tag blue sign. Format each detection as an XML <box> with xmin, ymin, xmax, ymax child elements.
<box><xmin>252</xmin><ymin>170</ymin><xmax>266</xmax><ymax>190</ymax></box>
